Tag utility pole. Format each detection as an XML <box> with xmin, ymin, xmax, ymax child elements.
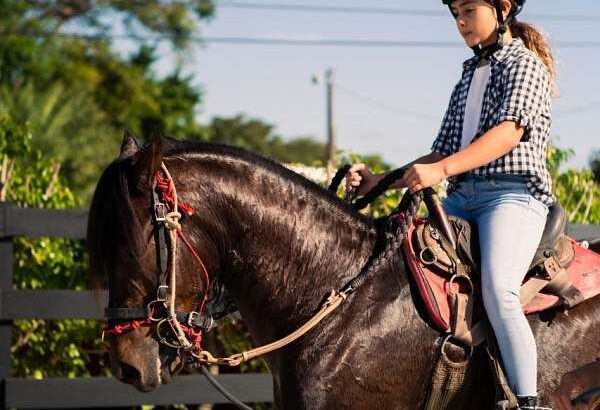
<box><xmin>325</xmin><ymin>68</ymin><xmax>336</xmax><ymax>183</ymax></box>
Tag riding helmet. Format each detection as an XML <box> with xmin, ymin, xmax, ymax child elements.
<box><xmin>441</xmin><ymin>0</ymin><xmax>526</xmax><ymax>55</ymax></box>
<box><xmin>441</xmin><ymin>0</ymin><xmax>525</xmax><ymax>19</ymax></box>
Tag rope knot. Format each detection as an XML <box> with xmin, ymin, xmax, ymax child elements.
<box><xmin>165</xmin><ymin>211</ymin><xmax>182</xmax><ymax>230</ymax></box>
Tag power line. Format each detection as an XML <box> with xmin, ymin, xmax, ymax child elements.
<box><xmin>336</xmin><ymin>83</ymin><xmax>438</xmax><ymax>121</ymax></box>
<box><xmin>28</xmin><ymin>32</ymin><xmax>600</xmax><ymax>49</ymax></box>
<box><xmin>216</xmin><ymin>2</ymin><xmax>444</xmax><ymax>17</ymax></box>
<box><xmin>216</xmin><ymin>1</ymin><xmax>600</xmax><ymax>22</ymax></box>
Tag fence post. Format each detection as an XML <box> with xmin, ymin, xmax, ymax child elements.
<box><xmin>0</xmin><ymin>203</ymin><xmax>13</xmax><ymax>409</ymax></box>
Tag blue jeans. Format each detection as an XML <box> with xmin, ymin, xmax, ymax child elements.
<box><xmin>443</xmin><ymin>174</ymin><xmax>549</xmax><ymax>397</ymax></box>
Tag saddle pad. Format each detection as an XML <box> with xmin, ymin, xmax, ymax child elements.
<box><xmin>523</xmin><ymin>238</ymin><xmax>600</xmax><ymax>314</ymax></box>
<box><xmin>402</xmin><ymin>218</ymin><xmax>468</xmax><ymax>332</ymax></box>
<box><xmin>403</xmin><ymin>220</ymin><xmax>600</xmax><ymax>333</ymax></box>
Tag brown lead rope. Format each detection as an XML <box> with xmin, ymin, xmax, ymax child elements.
<box><xmin>192</xmin><ymin>290</ymin><xmax>347</xmax><ymax>366</ymax></box>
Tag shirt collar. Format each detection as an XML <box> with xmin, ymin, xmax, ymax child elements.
<box><xmin>462</xmin><ymin>38</ymin><xmax>525</xmax><ymax>70</ymax></box>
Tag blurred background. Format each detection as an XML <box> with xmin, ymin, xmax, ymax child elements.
<box><xmin>1</xmin><ymin>1</ymin><xmax>599</xmax><ymax>409</ymax></box>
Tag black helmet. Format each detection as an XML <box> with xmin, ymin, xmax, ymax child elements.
<box><xmin>442</xmin><ymin>0</ymin><xmax>526</xmax><ymax>55</ymax></box>
<box><xmin>442</xmin><ymin>0</ymin><xmax>525</xmax><ymax>18</ymax></box>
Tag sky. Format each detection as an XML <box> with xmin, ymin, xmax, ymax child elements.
<box><xmin>147</xmin><ymin>0</ymin><xmax>599</xmax><ymax>169</ymax></box>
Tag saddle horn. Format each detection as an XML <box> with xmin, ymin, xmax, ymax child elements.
<box><xmin>423</xmin><ymin>188</ymin><xmax>457</xmax><ymax>250</ymax></box>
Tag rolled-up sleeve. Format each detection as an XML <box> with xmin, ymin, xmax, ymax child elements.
<box><xmin>431</xmin><ymin>86</ymin><xmax>459</xmax><ymax>156</ymax></box>
<box><xmin>497</xmin><ymin>55</ymin><xmax>552</xmax><ymax>139</ymax></box>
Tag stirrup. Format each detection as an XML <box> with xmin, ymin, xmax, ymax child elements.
<box><xmin>517</xmin><ymin>395</ymin><xmax>553</xmax><ymax>410</ymax></box>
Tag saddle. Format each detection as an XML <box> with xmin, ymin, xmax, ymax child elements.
<box><xmin>402</xmin><ymin>202</ymin><xmax>600</xmax><ymax>341</ymax></box>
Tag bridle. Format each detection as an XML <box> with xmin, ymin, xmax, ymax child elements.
<box><xmin>103</xmin><ymin>163</ymin><xmax>214</xmax><ymax>354</ymax></box>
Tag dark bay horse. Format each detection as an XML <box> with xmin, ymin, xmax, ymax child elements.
<box><xmin>88</xmin><ymin>134</ymin><xmax>600</xmax><ymax>409</ymax></box>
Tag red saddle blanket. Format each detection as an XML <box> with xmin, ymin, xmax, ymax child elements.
<box><xmin>402</xmin><ymin>218</ymin><xmax>600</xmax><ymax>333</ymax></box>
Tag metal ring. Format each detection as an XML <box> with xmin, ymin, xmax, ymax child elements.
<box><xmin>146</xmin><ymin>299</ymin><xmax>167</xmax><ymax>322</ymax></box>
<box><xmin>419</xmin><ymin>247</ymin><xmax>438</xmax><ymax>265</ymax></box>
<box><xmin>441</xmin><ymin>334</ymin><xmax>473</xmax><ymax>362</ymax></box>
<box><xmin>448</xmin><ymin>273</ymin><xmax>474</xmax><ymax>295</ymax></box>
<box><xmin>155</xmin><ymin>319</ymin><xmax>186</xmax><ymax>349</ymax></box>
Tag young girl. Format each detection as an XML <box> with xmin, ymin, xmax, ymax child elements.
<box><xmin>347</xmin><ymin>0</ymin><xmax>555</xmax><ymax>408</ymax></box>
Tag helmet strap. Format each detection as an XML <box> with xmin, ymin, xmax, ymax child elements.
<box><xmin>471</xmin><ymin>0</ymin><xmax>508</xmax><ymax>58</ymax></box>
<box><xmin>494</xmin><ymin>0</ymin><xmax>507</xmax><ymax>49</ymax></box>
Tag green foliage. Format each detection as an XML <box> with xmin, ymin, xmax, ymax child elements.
<box><xmin>205</xmin><ymin>115</ymin><xmax>327</xmax><ymax>165</ymax></box>
<box><xmin>0</xmin><ymin>2</ymin><xmax>213</xmax><ymax>203</ymax></box>
<box><xmin>548</xmin><ymin>145</ymin><xmax>600</xmax><ymax>224</ymax></box>
<box><xmin>0</xmin><ymin>111</ymin><xmax>31</xmax><ymax>157</ymax></box>
<box><xmin>590</xmin><ymin>150</ymin><xmax>600</xmax><ymax>184</ymax></box>
<box><xmin>0</xmin><ymin>113</ymin><xmax>105</xmax><ymax>378</ymax></box>
<box><xmin>0</xmin><ymin>0</ymin><xmax>215</xmax><ymax>50</ymax></box>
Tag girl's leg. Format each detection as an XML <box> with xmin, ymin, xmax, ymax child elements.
<box><xmin>442</xmin><ymin>188</ymin><xmax>471</xmax><ymax>221</ymax></box>
<box><xmin>475</xmin><ymin>191</ymin><xmax>548</xmax><ymax>397</ymax></box>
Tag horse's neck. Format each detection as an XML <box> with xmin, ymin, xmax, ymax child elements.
<box><xmin>185</xmin><ymin>155</ymin><xmax>379</xmax><ymax>342</ymax></box>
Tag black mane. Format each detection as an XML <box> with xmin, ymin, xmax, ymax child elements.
<box><xmin>163</xmin><ymin>139</ymin><xmax>373</xmax><ymax>224</ymax></box>
<box><xmin>88</xmin><ymin>138</ymin><xmax>376</xmax><ymax>289</ymax></box>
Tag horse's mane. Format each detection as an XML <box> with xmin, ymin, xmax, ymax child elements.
<box><xmin>164</xmin><ymin>139</ymin><xmax>373</xmax><ymax>224</ymax></box>
<box><xmin>88</xmin><ymin>138</ymin><xmax>376</xmax><ymax>290</ymax></box>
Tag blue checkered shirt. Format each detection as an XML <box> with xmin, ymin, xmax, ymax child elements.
<box><xmin>431</xmin><ymin>38</ymin><xmax>554</xmax><ymax>205</ymax></box>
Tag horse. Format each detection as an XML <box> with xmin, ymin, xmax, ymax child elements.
<box><xmin>88</xmin><ymin>133</ymin><xmax>600</xmax><ymax>409</ymax></box>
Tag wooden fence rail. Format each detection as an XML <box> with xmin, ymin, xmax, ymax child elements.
<box><xmin>1</xmin><ymin>202</ymin><xmax>599</xmax><ymax>409</ymax></box>
<box><xmin>0</xmin><ymin>202</ymin><xmax>274</xmax><ymax>409</ymax></box>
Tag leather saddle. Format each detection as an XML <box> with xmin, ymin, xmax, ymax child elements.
<box><xmin>402</xmin><ymin>198</ymin><xmax>600</xmax><ymax>341</ymax></box>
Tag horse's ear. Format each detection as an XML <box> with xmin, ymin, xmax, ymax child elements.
<box><xmin>132</xmin><ymin>134</ymin><xmax>163</xmax><ymax>188</ymax></box>
<box><xmin>119</xmin><ymin>130</ymin><xmax>140</xmax><ymax>159</ymax></box>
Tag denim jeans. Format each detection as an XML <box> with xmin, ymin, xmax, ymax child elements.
<box><xmin>443</xmin><ymin>174</ymin><xmax>549</xmax><ymax>397</ymax></box>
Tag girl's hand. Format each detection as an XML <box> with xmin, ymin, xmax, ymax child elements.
<box><xmin>345</xmin><ymin>163</ymin><xmax>379</xmax><ymax>197</ymax></box>
<box><xmin>400</xmin><ymin>162</ymin><xmax>447</xmax><ymax>194</ymax></box>
<box><xmin>553</xmin><ymin>360</ymin><xmax>600</xmax><ymax>410</ymax></box>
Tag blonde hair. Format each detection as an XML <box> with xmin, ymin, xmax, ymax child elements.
<box><xmin>483</xmin><ymin>0</ymin><xmax>557</xmax><ymax>84</ymax></box>
<box><xmin>509</xmin><ymin>19</ymin><xmax>556</xmax><ymax>83</ymax></box>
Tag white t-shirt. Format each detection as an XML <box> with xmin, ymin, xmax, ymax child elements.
<box><xmin>461</xmin><ymin>61</ymin><xmax>491</xmax><ymax>149</ymax></box>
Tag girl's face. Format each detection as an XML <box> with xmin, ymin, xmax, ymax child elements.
<box><xmin>451</xmin><ymin>0</ymin><xmax>505</xmax><ymax>48</ymax></box>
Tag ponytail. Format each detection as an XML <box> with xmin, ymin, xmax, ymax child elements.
<box><xmin>483</xmin><ymin>0</ymin><xmax>557</xmax><ymax>91</ymax></box>
<box><xmin>509</xmin><ymin>20</ymin><xmax>556</xmax><ymax>85</ymax></box>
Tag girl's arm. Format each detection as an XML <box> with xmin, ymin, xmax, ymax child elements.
<box><xmin>389</xmin><ymin>151</ymin><xmax>446</xmax><ymax>189</ymax></box>
<box><xmin>402</xmin><ymin>121</ymin><xmax>524</xmax><ymax>192</ymax></box>
<box><xmin>440</xmin><ymin>121</ymin><xmax>524</xmax><ymax>177</ymax></box>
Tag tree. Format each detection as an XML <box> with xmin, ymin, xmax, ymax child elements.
<box><xmin>0</xmin><ymin>2</ymin><xmax>214</xmax><ymax>202</ymax></box>
<box><xmin>205</xmin><ymin>115</ymin><xmax>328</xmax><ymax>165</ymax></box>
<box><xmin>547</xmin><ymin>145</ymin><xmax>600</xmax><ymax>224</ymax></box>
<box><xmin>590</xmin><ymin>150</ymin><xmax>600</xmax><ymax>184</ymax></box>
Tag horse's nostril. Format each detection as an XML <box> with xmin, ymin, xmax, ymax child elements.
<box><xmin>120</xmin><ymin>362</ymin><xmax>141</xmax><ymax>384</ymax></box>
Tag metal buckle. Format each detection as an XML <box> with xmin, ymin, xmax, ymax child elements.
<box><xmin>154</xmin><ymin>203</ymin><xmax>166</xmax><ymax>222</ymax></box>
<box><xmin>156</xmin><ymin>285</ymin><xmax>168</xmax><ymax>301</ymax></box>
<box><xmin>187</xmin><ymin>311</ymin><xmax>200</xmax><ymax>326</ymax></box>
<box><xmin>187</xmin><ymin>312</ymin><xmax>214</xmax><ymax>330</ymax></box>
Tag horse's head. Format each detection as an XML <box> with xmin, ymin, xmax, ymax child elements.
<box><xmin>88</xmin><ymin>132</ymin><xmax>215</xmax><ymax>391</ymax></box>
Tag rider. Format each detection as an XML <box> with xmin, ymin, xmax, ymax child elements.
<box><xmin>346</xmin><ymin>1</ymin><xmax>555</xmax><ymax>409</ymax></box>
<box><xmin>552</xmin><ymin>359</ymin><xmax>600</xmax><ymax>410</ymax></box>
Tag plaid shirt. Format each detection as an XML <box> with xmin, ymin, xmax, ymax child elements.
<box><xmin>431</xmin><ymin>38</ymin><xmax>554</xmax><ymax>205</ymax></box>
